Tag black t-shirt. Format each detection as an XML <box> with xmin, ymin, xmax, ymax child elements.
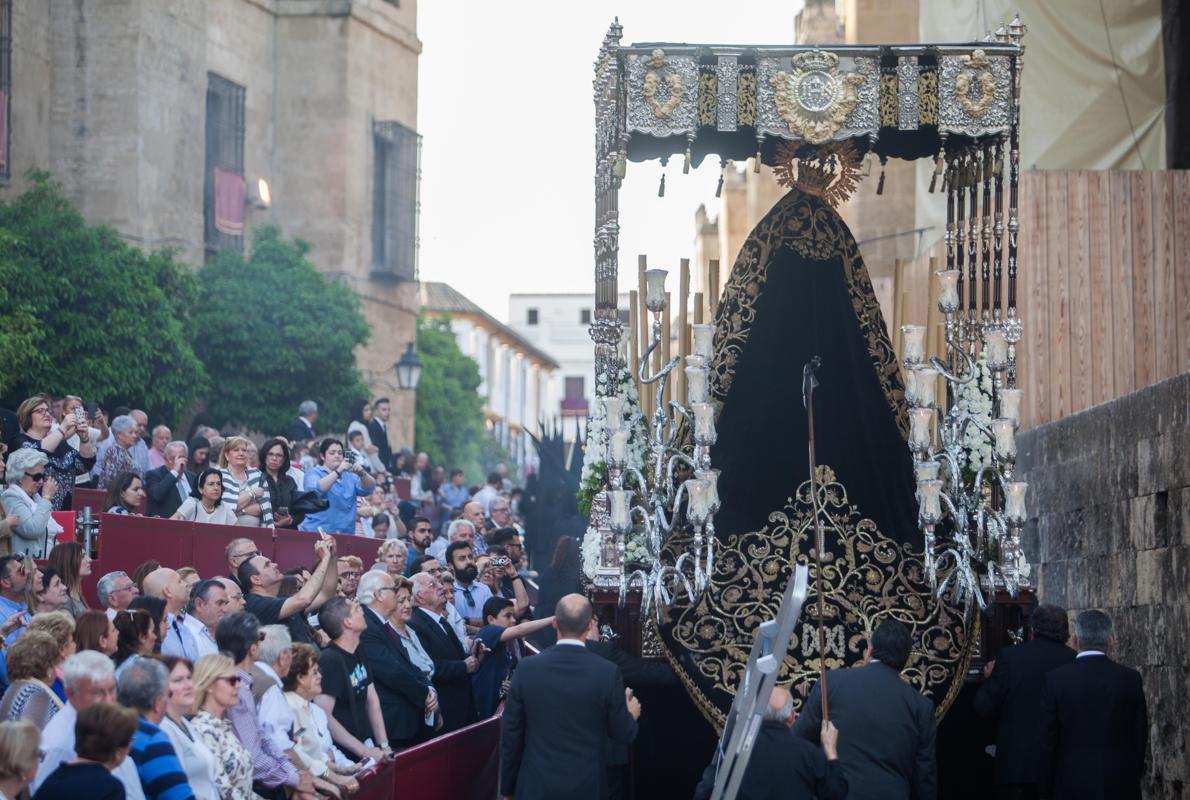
<box><xmin>319</xmin><ymin>643</ymin><xmax>373</xmax><ymax>743</ymax></box>
<box><xmin>243</xmin><ymin>592</ymin><xmax>317</xmax><ymax>646</ymax></box>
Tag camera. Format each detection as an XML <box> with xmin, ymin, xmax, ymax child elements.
<box><xmin>490</xmin><ymin>556</ymin><xmax>510</xmax><ymax>568</ymax></box>
<box><xmin>345</xmin><ymin>449</ymin><xmax>357</xmax><ymax>465</ymax></box>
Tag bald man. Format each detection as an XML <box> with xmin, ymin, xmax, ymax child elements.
<box><xmin>500</xmin><ymin>594</ymin><xmax>640</xmax><ymax>800</ymax></box>
<box><xmin>693</xmin><ymin>686</ymin><xmax>845</xmax><ymax>800</ymax></box>
<box><xmin>145</xmin><ymin>567</ymin><xmax>200</xmax><ymax>661</ymax></box>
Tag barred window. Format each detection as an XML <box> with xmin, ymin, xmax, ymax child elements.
<box><xmin>204</xmin><ymin>73</ymin><xmax>246</xmax><ymax>256</ymax></box>
<box><xmin>0</xmin><ymin>0</ymin><xmax>12</xmax><ymax>183</ymax></box>
<box><xmin>372</xmin><ymin>121</ymin><xmax>421</xmax><ymax>281</ymax></box>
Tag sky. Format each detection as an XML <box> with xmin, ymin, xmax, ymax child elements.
<box><xmin>417</xmin><ymin>0</ymin><xmax>807</xmax><ymax>321</ymax></box>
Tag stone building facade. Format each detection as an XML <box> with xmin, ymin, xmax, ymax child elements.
<box><xmin>1</xmin><ymin>0</ymin><xmax>420</xmax><ymax>446</ymax></box>
<box><xmin>1018</xmin><ymin>373</ymin><xmax>1189</xmax><ymax>799</ymax></box>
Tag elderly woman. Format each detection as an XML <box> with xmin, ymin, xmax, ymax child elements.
<box><xmin>376</xmin><ymin>539</ymin><xmax>407</xmax><ymax>579</ymax></box>
<box><xmin>1</xmin><ymin>448</ymin><xmax>61</xmax><ymax>557</ymax></box>
<box><xmin>217</xmin><ymin>436</ymin><xmax>270</xmax><ymax>527</ymax></box>
<box><xmin>300</xmin><ymin>438</ymin><xmax>375</xmax><ymax>535</ymax></box>
<box><xmin>95</xmin><ymin>415</ymin><xmax>141</xmax><ymax>491</ymax></box>
<box><xmin>0</xmin><ymin>630</ymin><xmax>64</xmax><ymax>726</ymax></box>
<box><xmin>28</xmin><ymin>567</ymin><xmax>70</xmax><ymax>615</ymax></box>
<box><xmin>189</xmin><ymin>654</ymin><xmax>256</xmax><ymax>800</ymax></box>
<box><xmin>172</xmin><ymin>468</ymin><xmax>237</xmax><ymax>525</ymax></box>
<box><xmin>12</xmin><ymin>395</ymin><xmax>95</xmax><ymax>511</ymax></box>
<box><xmin>46</xmin><ymin>542</ymin><xmax>91</xmax><ymax>617</ymax></box>
<box><xmin>0</xmin><ymin>719</ymin><xmax>41</xmax><ymax>799</ymax></box>
<box><xmin>156</xmin><ymin>655</ymin><xmax>220</xmax><ymax>799</ymax></box>
<box><xmin>383</xmin><ymin>575</ymin><xmax>438</xmax><ymax>742</ymax></box>
<box><xmin>103</xmin><ymin>471</ymin><xmax>146</xmax><ymax>515</ymax></box>
<box><xmin>282</xmin><ymin>643</ymin><xmax>361</xmax><ymax>796</ymax></box>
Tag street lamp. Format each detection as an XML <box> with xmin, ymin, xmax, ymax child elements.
<box><xmin>395</xmin><ymin>342</ymin><xmax>422</xmax><ymax>390</ymax></box>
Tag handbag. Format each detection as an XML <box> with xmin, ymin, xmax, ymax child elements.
<box><xmin>288</xmin><ymin>490</ymin><xmax>329</xmax><ymax>525</ymax></box>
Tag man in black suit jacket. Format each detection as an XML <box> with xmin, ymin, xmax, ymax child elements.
<box><xmin>357</xmin><ymin>571</ymin><xmax>438</xmax><ymax>748</ymax></box>
<box><xmin>1039</xmin><ymin>609</ymin><xmax>1147</xmax><ymax>800</ymax></box>
<box><xmin>501</xmin><ymin>594</ymin><xmax>640</xmax><ymax>800</ymax></box>
<box><xmin>366</xmin><ymin>398</ymin><xmax>393</xmax><ymax>473</ymax></box>
<box><xmin>793</xmin><ymin>619</ymin><xmax>937</xmax><ymax>800</ymax></box>
<box><xmin>285</xmin><ymin>401</ymin><xmax>318</xmax><ymax>444</ymax></box>
<box><xmin>974</xmin><ymin>603</ymin><xmax>1076</xmax><ymax>799</ymax></box>
<box><xmin>144</xmin><ymin>441</ymin><xmax>195</xmax><ymax>518</ymax></box>
<box><xmin>406</xmin><ymin>571</ymin><xmax>480</xmax><ymax>732</ymax></box>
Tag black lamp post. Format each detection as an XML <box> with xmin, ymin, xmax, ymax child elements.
<box><xmin>395</xmin><ymin>342</ymin><xmax>422</xmax><ymax>390</ymax></box>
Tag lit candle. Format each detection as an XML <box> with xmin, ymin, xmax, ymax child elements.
<box><xmin>984</xmin><ymin>328</ymin><xmax>1009</xmax><ymax>369</ymax></box>
<box><xmin>693</xmin><ymin>402</ymin><xmax>717</xmax><ymax>445</ymax></box>
<box><xmin>904</xmin><ymin>367</ymin><xmax>919</xmax><ymax>406</ymax></box>
<box><xmin>696</xmin><ymin>468</ymin><xmax>720</xmax><ymax>512</ymax></box>
<box><xmin>685</xmin><ymin>366</ymin><xmax>708</xmax><ymax>404</ymax></box>
<box><xmin>909</xmin><ymin>407</ymin><xmax>933</xmax><ymax>452</ymax></box>
<box><xmin>999</xmin><ymin>388</ymin><xmax>1023</xmax><ymax>427</ymax></box>
<box><xmin>936</xmin><ymin>270</ymin><xmax>961</xmax><ymax>313</ymax></box>
<box><xmin>991</xmin><ymin>418</ymin><xmax>1017</xmax><ymax>461</ymax></box>
<box><xmin>1003</xmin><ymin>481</ymin><xmax>1028</xmax><ymax>524</ymax></box>
<box><xmin>913</xmin><ymin>367</ymin><xmax>939</xmax><ymax>409</ymax></box>
<box><xmin>685</xmin><ymin>354</ymin><xmax>705</xmax><ymax>368</ymax></box>
<box><xmin>609</xmin><ymin>429</ymin><xmax>629</xmax><ymax>466</ymax></box>
<box><xmin>902</xmin><ymin>325</ymin><xmax>926</xmax><ymax>366</ymax></box>
<box><xmin>608</xmin><ymin>489</ymin><xmax>631</xmax><ymax>531</ymax></box>
<box><xmin>918</xmin><ymin>479</ymin><xmax>943</xmax><ymax>524</ymax></box>
<box><xmin>645</xmin><ymin>269</ymin><xmax>668</xmax><ymax>312</ymax></box>
<box><xmin>603</xmin><ymin>395</ymin><xmax>622</xmax><ymax>433</ymax></box>
<box><xmin>692</xmin><ymin>324</ymin><xmax>715</xmax><ymax>361</ymax></box>
<box><xmin>915</xmin><ymin>460</ymin><xmax>940</xmax><ymax>483</ymax></box>
<box><xmin>685</xmin><ymin>478</ymin><xmax>711</xmax><ymax>524</ymax></box>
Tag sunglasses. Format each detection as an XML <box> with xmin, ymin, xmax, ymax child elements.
<box><xmin>216</xmin><ymin>675</ymin><xmax>241</xmax><ymax>686</ymax></box>
<box><xmin>26</xmin><ymin>472</ymin><xmax>46</xmax><ymax>482</ymax></box>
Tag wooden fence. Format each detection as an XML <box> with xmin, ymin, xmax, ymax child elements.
<box><xmin>886</xmin><ymin>170</ymin><xmax>1190</xmax><ymax>429</ymax></box>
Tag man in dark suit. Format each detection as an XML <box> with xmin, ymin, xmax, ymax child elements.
<box><xmin>501</xmin><ymin>594</ymin><xmax>640</xmax><ymax>800</ymax></box>
<box><xmin>1039</xmin><ymin>609</ymin><xmax>1148</xmax><ymax>800</ymax></box>
<box><xmin>366</xmin><ymin>398</ymin><xmax>393</xmax><ymax>473</ymax></box>
<box><xmin>405</xmin><ymin>571</ymin><xmax>480</xmax><ymax>732</ymax></box>
<box><xmin>974</xmin><ymin>603</ymin><xmax>1076</xmax><ymax>799</ymax></box>
<box><xmin>357</xmin><ymin>571</ymin><xmax>438</xmax><ymax>748</ymax></box>
<box><xmin>144</xmin><ymin>441</ymin><xmax>195</xmax><ymax>518</ymax></box>
<box><xmin>285</xmin><ymin>400</ymin><xmax>318</xmax><ymax>444</ymax></box>
<box><xmin>793</xmin><ymin>619</ymin><xmax>937</xmax><ymax>800</ymax></box>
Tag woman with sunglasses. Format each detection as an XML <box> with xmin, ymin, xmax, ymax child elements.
<box><xmin>190</xmin><ymin>654</ymin><xmax>256</xmax><ymax>800</ymax></box>
<box><xmin>1</xmin><ymin>447</ymin><xmax>61</xmax><ymax>557</ymax></box>
<box><xmin>11</xmin><ymin>394</ymin><xmax>95</xmax><ymax>511</ymax></box>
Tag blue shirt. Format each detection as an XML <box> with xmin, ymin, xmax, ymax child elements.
<box><xmin>0</xmin><ymin>595</ymin><xmax>28</xmax><ymax>646</ymax></box>
<box><xmin>299</xmin><ymin>466</ymin><xmax>370</xmax><ymax>534</ymax></box>
<box><xmin>440</xmin><ymin>483</ymin><xmax>471</xmax><ymax>509</ymax></box>
<box><xmin>453</xmin><ymin>581</ymin><xmax>492</xmax><ymax>622</ymax></box>
<box><xmin>130</xmin><ymin>717</ymin><xmax>195</xmax><ymax>800</ymax></box>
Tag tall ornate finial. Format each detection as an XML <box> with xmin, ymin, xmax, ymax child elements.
<box><xmin>607</xmin><ymin>17</ymin><xmax>624</xmax><ymax>47</ymax></box>
<box><xmin>994</xmin><ymin>25</ymin><xmax>1009</xmax><ymax>44</ymax></box>
<box><xmin>1007</xmin><ymin>15</ymin><xmax>1027</xmax><ymax>49</ymax></box>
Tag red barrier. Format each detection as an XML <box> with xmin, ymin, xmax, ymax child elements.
<box><xmin>354</xmin><ymin>762</ymin><xmax>397</xmax><ymax>800</ymax></box>
<box><xmin>390</xmin><ymin>713</ymin><xmax>502</xmax><ymax>800</ymax></box>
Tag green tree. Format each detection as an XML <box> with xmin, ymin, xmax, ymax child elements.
<box><xmin>192</xmin><ymin>226</ymin><xmax>370</xmax><ymax>434</ymax></box>
<box><xmin>0</xmin><ymin>173</ymin><xmax>206</xmax><ymax>421</ymax></box>
<box><xmin>414</xmin><ymin>314</ymin><xmax>488</xmax><ymax>480</ymax></box>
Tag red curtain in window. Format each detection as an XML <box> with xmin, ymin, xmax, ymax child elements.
<box><xmin>214</xmin><ymin>166</ymin><xmax>245</xmax><ymax>235</ymax></box>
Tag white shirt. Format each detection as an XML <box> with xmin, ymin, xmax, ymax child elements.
<box><xmin>255</xmin><ymin>661</ymin><xmax>297</xmax><ymax>754</ymax></box>
<box><xmin>160</xmin><ymin>713</ymin><xmax>220</xmax><ymax>800</ymax></box>
<box><xmin>1076</xmin><ymin>650</ymin><xmax>1106</xmax><ymax>659</ymax></box>
<box><xmin>183</xmin><ymin>613</ymin><xmax>220</xmax><ymax>659</ymax></box>
<box><xmin>555</xmin><ymin>638</ymin><xmax>586</xmax><ymax>647</ymax></box>
<box><xmin>32</xmin><ymin>702</ymin><xmax>146</xmax><ymax>799</ymax></box>
<box><xmin>472</xmin><ymin>485</ymin><xmax>500</xmax><ymax>516</ymax></box>
<box><xmin>309</xmin><ymin>702</ymin><xmax>354</xmax><ymax>768</ymax></box>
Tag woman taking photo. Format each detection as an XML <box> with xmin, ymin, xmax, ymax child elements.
<box><xmin>171</xmin><ymin>469</ymin><xmax>237</xmax><ymax>526</ymax></box>
<box><xmin>73</xmin><ymin>611</ymin><xmax>118</xmax><ymax>657</ymax></box>
<box><xmin>1</xmin><ymin>449</ymin><xmax>61</xmax><ymax>558</ymax></box>
<box><xmin>282</xmin><ymin>643</ymin><xmax>361</xmax><ymax>796</ymax></box>
<box><xmin>300</xmin><ymin>439</ymin><xmax>375</xmax><ymax>535</ymax></box>
<box><xmin>12</xmin><ymin>395</ymin><xmax>95</xmax><ymax>511</ymax></box>
<box><xmin>189</xmin><ymin>654</ymin><xmax>256</xmax><ymax>800</ymax></box>
<box><xmin>0</xmin><ymin>631</ymin><xmax>64</xmax><ymax>727</ymax></box>
<box><xmin>45</xmin><ymin>542</ymin><xmax>91</xmax><ymax>618</ymax></box>
<box><xmin>258</xmin><ymin>437</ymin><xmax>297</xmax><ymax>528</ymax></box>
<box><xmin>217</xmin><ymin>436</ymin><xmax>270</xmax><ymax>527</ymax></box>
<box><xmin>156</xmin><ymin>656</ymin><xmax>219</xmax><ymax>799</ymax></box>
<box><xmin>113</xmin><ymin>609</ymin><xmax>157</xmax><ymax>666</ymax></box>
<box><xmin>103</xmin><ymin>472</ymin><xmax>146</xmax><ymax>515</ymax></box>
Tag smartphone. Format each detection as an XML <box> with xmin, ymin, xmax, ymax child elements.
<box><xmin>276</xmin><ymin>507</ymin><xmax>289</xmax><ymax>518</ymax></box>
<box><xmin>84</xmin><ymin>402</ymin><xmax>98</xmax><ymax>418</ymax></box>
<box><xmin>74</xmin><ymin>408</ymin><xmax>85</xmax><ymax>424</ymax></box>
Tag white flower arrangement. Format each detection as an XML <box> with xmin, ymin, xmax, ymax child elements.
<box><xmin>581</xmin><ymin>523</ymin><xmax>652</xmax><ymax>579</ymax></box>
<box><xmin>954</xmin><ymin>356</ymin><xmax>994</xmax><ymax>477</ymax></box>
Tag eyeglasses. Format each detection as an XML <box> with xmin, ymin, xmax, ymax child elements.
<box><xmin>339</xmin><ymin>571</ymin><xmax>361</xmax><ymax>580</ymax></box>
<box><xmin>26</xmin><ymin>472</ymin><xmax>46</xmax><ymax>482</ymax></box>
<box><xmin>32</xmin><ymin>407</ymin><xmax>51</xmax><ymax>417</ymax></box>
<box><xmin>232</xmin><ymin>550</ymin><xmax>261</xmax><ymax>561</ymax></box>
<box><xmin>216</xmin><ymin>675</ymin><xmax>240</xmax><ymax>686</ymax></box>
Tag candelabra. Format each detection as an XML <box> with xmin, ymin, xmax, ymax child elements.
<box><xmin>902</xmin><ymin>269</ymin><xmax>1030</xmax><ymax>617</ymax></box>
<box><xmin>601</xmin><ymin>267</ymin><xmax>720</xmax><ymax>620</ymax></box>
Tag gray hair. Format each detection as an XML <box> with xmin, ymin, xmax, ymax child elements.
<box><xmin>110</xmin><ymin>415</ymin><xmax>136</xmax><ymax>436</ymax></box>
<box><xmin>409</xmin><ymin>572</ymin><xmax>437</xmax><ymax>605</ymax></box>
<box><xmin>164</xmin><ymin>440</ymin><xmax>188</xmax><ymax>460</ymax></box>
<box><xmin>1074</xmin><ymin>609</ymin><xmax>1114</xmax><ymax>651</ymax></box>
<box><xmin>62</xmin><ymin>651</ymin><xmax>115</xmax><ymax>691</ymax></box>
<box><xmin>760</xmin><ymin>692</ymin><xmax>795</xmax><ymax>724</ymax></box>
<box><xmin>298</xmin><ymin>401</ymin><xmax>318</xmax><ymax>417</ymax></box>
<box><xmin>5</xmin><ymin>448</ymin><xmax>48</xmax><ymax>485</ymax></box>
<box><xmin>446</xmin><ymin>519</ymin><xmax>475</xmax><ymax>541</ymax></box>
<box><xmin>96</xmin><ymin>571</ymin><xmax>130</xmax><ymax>609</ymax></box>
<box><xmin>152</xmin><ymin>425</ymin><xmax>171</xmax><ymax>438</ymax></box>
<box><xmin>116</xmin><ymin>656</ymin><xmax>169</xmax><ymax>714</ymax></box>
<box><xmin>357</xmin><ymin>570</ymin><xmax>391</xmax><ymax>606</ymax></box>
<box><xmin>257</xmin><ymin>625</ymin><xmax>292</xmax><ymax>665</ymax></box>
<box><xmin>378</xmin><ymin>538</ymin><xmax>407</xmax><ymax>558</ymax></box>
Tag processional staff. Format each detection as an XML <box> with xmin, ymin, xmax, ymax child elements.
<box><xmin>802</xmin><ymin>356</ymin><xmax>829</xmax><ymax>721</ymax></box>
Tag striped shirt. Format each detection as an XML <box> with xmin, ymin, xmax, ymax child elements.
<box><xmin>130</xmin><ymin>717</ymin><xmax>196</xmax><ymax>800</ymax></box>
<box><xmin>219</xmin><ymin>467</ymin><xmax>274</xmax><ymax>525</ymax></box>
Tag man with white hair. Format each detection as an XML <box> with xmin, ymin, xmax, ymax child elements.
<box><xmin>128</xmin><ymin>409</ymin><xmax>153</xmax><ymax>474</ymax></box>
<box><xmin>97</xmin><ymin>570</ymin><xmax>139</xmax><ymax>620</ymax></box>
<box><xmin>96</xmin><ymin>414</ymin><xmax>143</xmax><ymax>489</ymax></box>
<box><xmin>147</xmin><ymin>425</ymin><xmax>172</xmax><ymax>469</ymax></box>
<box><xmin>427</xmin><ymin>518</ymin><xmax>475</xmax><ymax>563</ymax></box>
<box><xmin>33</xmin><ymin>650</ymin><xmax>146</xmax><ymax>798</ymax></box>
<box><xmin>144</xmin><ymin>440</ymin><xmax>194</xmax><ymax>518</ymax></box>
<box><xmin>253</xmin><ymin>625</ymin><xmax>298</xmax><ymax>757</ymax></box>
<box><xmin>286</xmin><ymin>401</ymin><xmax>319</xmax><ymax>444</ymax></box>
<box><xmin>407</xmin><ymin>571</ymin><xmax>481</xmax><ymax>732</ymax></box>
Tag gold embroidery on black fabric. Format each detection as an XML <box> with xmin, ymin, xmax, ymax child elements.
<box><xmin>698</xmin><ymin>72</ymin><xmax>718</xmax><ymax>127</ymax></box>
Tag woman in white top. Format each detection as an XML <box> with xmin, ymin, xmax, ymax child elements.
<box><xmin>217</xmin><ymin>436</ymin><xmax>270</xmax><ymax>527</ymax></box>
<box><xmin>1</xmin><ymin>448</ymin><xmax>62</xmax><ymax>558</ymax></box>
<box><xmin>282</xmin><ymin>643</ymin><xmax>360</xmax><ymax>796</ymax></box>
<box><xmin>189</xmin><ymin>655</ymin><xmax>255</xmax><ymax>800</ymax></box>
<box><xmin>157</xmin><ymin>656</ymin><xmax>219</xmax><ymax>800</ymax></box>
<box><xmin>171</xmin><ymin>469</ymin><xmax>238</xmax><ymax>526</ymax></box>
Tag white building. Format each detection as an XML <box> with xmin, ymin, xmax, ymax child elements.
<box><xmin>420</xmin><ymin>283</ymin><xmax>559</xmax><ymax>477</ymax></box>
<box><xmin>507</xmin><ymin>293</ymin><xmax>630</xmax><ymax>441</ymax></box>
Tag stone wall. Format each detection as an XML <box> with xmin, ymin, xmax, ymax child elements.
<box><xmin>1018</xmin><ymin>371</ymin><xmax>1189</xmax><ymax>800</ymax></box>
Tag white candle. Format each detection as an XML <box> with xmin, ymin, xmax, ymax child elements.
<box><xmin>696</xmin><ymin>468</ymin><xmax>720</xmax><ymax>512</ymax></box>
<box><xmin>984</xmin><ymin>329</ymin><xmax>1009</xmax><ymax>369</ymax></box>
<box><xmin>999</xmin><ymin>388</ymin><xmax>1023</xmax><ymax>427</ymax></box>
<box><xmin>909</xmin><ymin>407</ymin><xmax>933</xmax><ymax>452</ymax></box>
<box><xmin>685</xmin><ymin>354</ymin><xmax>705</xmax><ymax>368</ymax></box>
<box><xmin>902</xmin><ymin>325</ymin><xmax>926</xmax><ymax>365</ymax></box>
<box><xmin>1003</xmin><ymin>481</ymin><xmax>1028</xmax><ymax>524</ymax></box>
<box><xmin>685</xmin><ymin>478</ymin><xmax>712</xmax><ymax>524</ymax></box>
<box><xmin>936</xmin><ymin>270</ymin><xmax>961</xmax><ymax>313</ymax></box>
<box><xmin>991</xmin><ymin>418</ymin><xmax>1016</xmax><ymax>461</ymax></box>
<box><xmin>609</xmin><ymin>429</ymin><xmax>629</xmax><ymax>466</ymax></box>
<box><xmin>913</xmin><ymin>367</ymin><xmax>939</xmax><ymax>409</ymax></box>
<box><xmin>918</xmin><ymin>479</ymin><xmax>943</xmax><ymax>524</ymax></box>
<box><xmin>915</xmin><ymin>460</ymin><xmax>940</xmax><ymax>483</ymax></box>
<box><xmin>685</xmin><ymin>366</ymin><xmax>709</xmax><ymax>404</ymax></box>
<box><xmin>645</xmin><ymin>269</ymin><xmax>668</xmax><ymax>312</ymax></box>
<box><xmin>904</xmin><ymin>367</ymin><xmax>919</xmax><ymax>406</ymax></box>
<box><xmin>603</xmin><ymin>396</ymin><xmax>622</xmax><ymax>433</ymax></box>
<box><xmin>691</xmin><ymin>324</ymin><xmax>715</xmax><ymax>361</ymax></box>
<box><xmin>693</xmin><ymin>402</ymin><xmax>717</xmax><ymax>445</ymax></box>
<box><xmin>608</xmin><ymin>489</ymin><xmax>631</xmax><ymax>531</ymax></box>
